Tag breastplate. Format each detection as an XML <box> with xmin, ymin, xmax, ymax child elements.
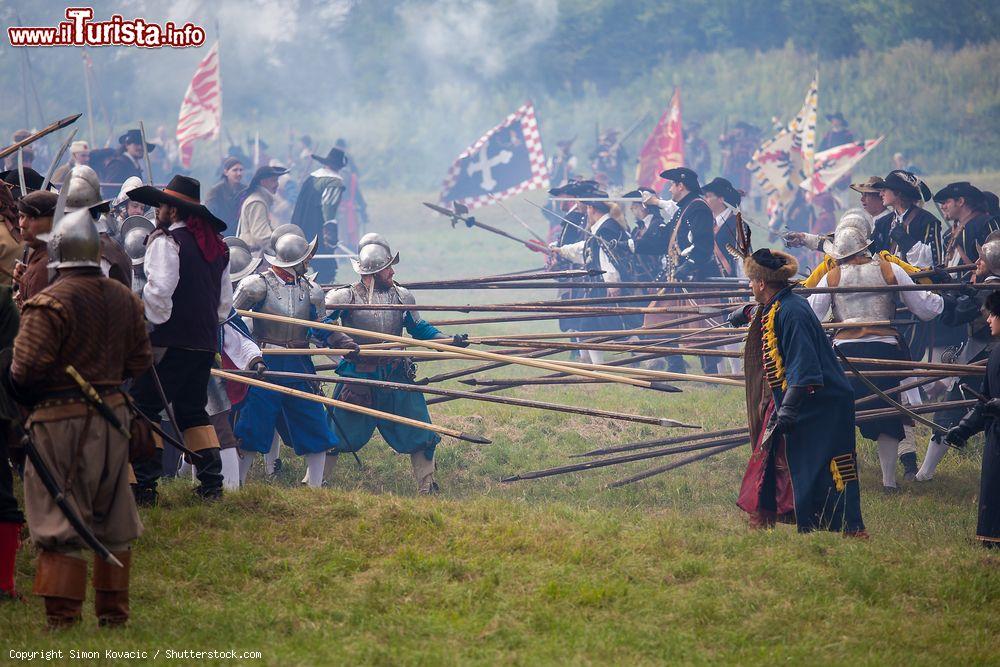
<box><xmin>340</xmin><ymin>285</ymin><xmax>406</xmax><ymax>345</ymax></box>
<box><xmin>253</xmin><ymin>271</ymin><xmax>314</xmax><ymax>346</ymax></box>
<box><xmin>830</xmin><ymin>260</ymin><xmax>895</xmax><ymax>323</ymax></box>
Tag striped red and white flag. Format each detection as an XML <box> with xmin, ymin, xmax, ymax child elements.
<box><xmin>176</xmin><ymin>41</ymin><xmax>221</xmax><ymax>168</ymax></box>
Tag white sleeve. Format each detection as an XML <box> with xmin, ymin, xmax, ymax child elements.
<box><xmin>223</xmin><ymin>323</ymin><xmax>262</xmax><ymax>369</ymax></box>
<box><xmin>218</xmin><ymin>259</ymin><xmax>234</xmax><ymax>323</ymax></box>
<box><xmin>557</xmin><ymin>240</ymin><xmax>585</xmax><ymax>264</ymax></box>
<box><xmin>142</xmin><ymin>233</ymin><xmax>180</xmax><ymax>324</ymax></box>
<box><xmin>599</xmin><ymin>249</ymin><xmax>620</xmax><ymax>283</ymax></box>
<box><xmin>658</xmin><ymin>199</ymin><xmax>679</xmax><ymax>219</ymax></box>
<box><xmin>903</xmin><ymin>241</ymin><xmax>932</xmax><ymax>269</ymax></box>
<box><xmin>893</xmin><ymin>263</ymin><xmax>944</xmax><ymax>321</ymax></box>
<box><xmin>807</xmin><ymin>275</ymin><xmax>831</xmax><ymax>319</ymax></box>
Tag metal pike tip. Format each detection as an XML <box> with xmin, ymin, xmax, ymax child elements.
<box><xmin>461</xmin><ymin>432</ymin><xmax>492</xmax><ymax>444</ymax></box>
<box><xmin>458</xmin><ymin>379</ymin><xmax>478</xmax><ymax>386</ymax></box>
<box><xmin>500</xmin><ymin>475</ymin><xmax>520</xmax><ymax>483</ymax></box>
<box><xmin>660</xmin><ymin>420</ymin><xmax>700</xmax><ymax>429</ymax></box>
<box><xmin>649</xmin><ymin>382</ymin><xmax>682</xmax><ymax>392</ymax></box>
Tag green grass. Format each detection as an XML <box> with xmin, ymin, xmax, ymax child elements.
<box><xmin>3</xmin><ymin>184</ymin><xmax>999</xmax><ymax>665</ymax></box>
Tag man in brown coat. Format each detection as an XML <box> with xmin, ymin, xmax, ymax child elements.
<box><xmin>7</xmin><ymin>207</ymin><xmax>152</xmax><ymax>628</ymax></box>
<box><xmin>12</xmin><ymin>190</ymin><xmax>58</xmax><ymax>307</ymax></box>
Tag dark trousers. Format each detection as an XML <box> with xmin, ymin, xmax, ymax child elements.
<box><xmin>130</xmin><ymin>348</ymin><xmax>218</xmax><ymax>498</ymax></box>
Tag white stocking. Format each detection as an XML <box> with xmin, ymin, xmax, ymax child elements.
<box><xmin>304</xmin><ymin>452</ymin><xmax>326</xmax><ymax>488</ymax></box>
<box><xmin>220</xmin><ymin>448</ymin><xmax>240</xmax><ymax>490</ymax></box>
<box><xmin>238</xmin><ymin>450</ymin><xmax>254</xmax><ymax>485</ymax></box>
<box><xmin>877</xmin><ymin>434</ymin><xmax>900</xmax><ymax>488</ymax></box>
<box><xmin>916</xmin><ymin>437</ymin><xmax>949</xmax><ymax>481</ymax></box>
<box><xmin>264</xmin><ymin>434</ymin><xmax>281</xmax><ymax>475</ymax></box>
<box><xmin>586</xmin><ymin>349</ymin><xmax>605</xmax><ymax>365</ymax></box>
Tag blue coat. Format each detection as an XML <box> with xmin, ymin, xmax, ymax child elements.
<box><xmin>739</xmin><ymin>288</ymin><xmax>865</xmax><ymax>533</ymax></box>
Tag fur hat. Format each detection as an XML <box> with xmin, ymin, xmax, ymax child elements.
<box><xmin>743</xmin><ymin>248</ymin><xmax>799</xmax><ymax>283</ymax></box>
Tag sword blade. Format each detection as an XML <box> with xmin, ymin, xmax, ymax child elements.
<box><xmin>41</xmin><ymin>127</ymin><xmax>78</xmax><ymax>191</ymax></box>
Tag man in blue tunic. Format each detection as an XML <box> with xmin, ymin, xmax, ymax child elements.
<box><xmin>232</xmin><ymin>231</ymin><xmax>357</xmax><ymax>487</ymax></box>
<box><xmin>730</xmin><ymin>248</ymin><xmax>866</xmax><ymax>535</ymax></box>
<box><xmin>323</xmin><ymin>235</ymin><xmax>468</xmax><ymax>494</ymax></box>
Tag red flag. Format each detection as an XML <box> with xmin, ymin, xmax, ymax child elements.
<box><xmin>636</xmin><ymin>88</ymin><xmax>684</xmax><ymax>191</ymax></box>
<box><xmin>176</xmin><ymin>42</ymin><xmax>221</xmax><ymax>168</ymax></box>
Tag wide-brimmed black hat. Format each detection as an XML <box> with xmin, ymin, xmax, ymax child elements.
<box><xmin>933</xmin><ymin>181</ymin><xmax>983</xmax><ymax>206</ymax></box>
<box><xmin>622</xmin><ymin>187</ymin><xmax>657</xmax><ymax>201</ymax></box>
<box><xmin>660</xmin><ymin>167</ymin><xmax>701</xmax><ymax>193</ymax></box>
<box><xmin>826</xmin><ymin>112</ymin><xmax>848</xmax><ymax>126</ymax></box>
<box><xmin>982</xmin><ymin>191</ymin><xmax>1000</xmax><ymax>216</ymax></box>
<box><xmin>0</xmin><ymin>167</ymin><xmax>46</xmax><ymax>195</ymax></box>
<box><xmin>311</xmin><ymin>147</ymin><xmax>347</xmax><ymax>170</ymax></box>
<box><xmin>118</xmin><ymin>129</ymin><xmax>156</xmax><ymax>152</ymax></box>
<box><xmin>872</xmin><ymin>170</ymin><xmax>932</xmax><ymax>202</ymax></box>
<box><xmin>701</xmin><ymin>177</ymin><xmax>742</xmax><ymax>208</ymax></box>
<box><xmin>128</xmin><ymin>174</ymin><xmax>226</xmax><ymax>231</ymax></box>
<box><xmin>549</xmin><ymin>179</ymin><xmax>600</xmax><ymax>197</ymax></box>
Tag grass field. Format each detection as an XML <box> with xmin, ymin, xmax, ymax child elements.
<box><xmin>3</xmin><ymin>183</ymin><xmax>1000</xmax><ymax>665</ymax></box>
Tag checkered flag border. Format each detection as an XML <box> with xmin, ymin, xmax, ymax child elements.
<box><xmin>439</xmin><ymin>101</ymin><xmax>551</xmax><ymax>210</ymax></box>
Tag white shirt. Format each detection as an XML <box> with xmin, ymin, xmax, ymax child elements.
<box><xmin>557</xmin><ymin>215</ymin><xmax>621</xmax><ymax>282</ymax></box>
<box><xmin>808</xmin><ymin>260</ymin><xmax>943</xmax><ymax>345</ymax></box>
<box><xmin>222</xmin><ymin>320</ymin><xmax>262</xmax><ymax>369</ymax></box>
<box><xmin>142</xmin><ymin>221</ymin><xmax>234</xmax><ymax>325</ymax></box>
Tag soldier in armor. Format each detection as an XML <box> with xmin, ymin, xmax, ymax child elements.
<box><xmin>62</xmin><ymin>166</ymin><xmax>132</xmax><ymax>289</ymax></box>
<box><xmin>6</xmin><ymin>207</ymin><xmax>152</xmax><ymax>627</ymax></box>
<box><xmin>108</xmin><ymin>176</ymin><xmax>149</xmax><ymax>241</ymax></box>
<box><xmin>806</xmin><ymin>219</ymin><xmax>943</xmax><ymax>490</ymax></box>
<box><xmin>850</xmin><ymin>177</ymin><xmax>894</xmax><ymax>254</ymax></box>
<box><xmin>120</xmin><ymin>216</ymin><xmax>154</xmax><ymax>295</ymax></box>
<box><xmin>323</xmin><ymin>238</ymin><xmax>469</xmax><ymax>494</ymax></box>
<box><xmin>547</xmin><ymin>191</ymin><xmax>634</xmax><ymax>365</ymax></box>
<box><xmin>919</xmin><ymin>236</ymin><xmax>1000</xmax><ymax>481</ymax></box>
<box><xmin>232</xmin><ymin>232</ymin><xmax>350</xmax><ymax>487</ymax></box>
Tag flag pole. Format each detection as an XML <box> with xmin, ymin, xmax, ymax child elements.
<box><xmin>81</xmin><ymin>49</ymin><xmax>96</xmax><ymax>145</ymax></box>
<box><xmin>215</xmin><ymin>20</ymin><xmax>223</xmax><ymax>163</ymax></box>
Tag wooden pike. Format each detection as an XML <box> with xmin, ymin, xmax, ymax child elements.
<box><xmin>326</xmin><ymin>302</ymin><xmax>731</xmax><ymax>315</ymax></box>
<box><xmin>606</xmin><ymin>443</ymin><xmax>745</xmax><ymax>489</ymax></box>
<box><xmin>399</xmin><ymin>268</ymin><xmax>599</xmax><ymax>289</ymax></box>
<box><xmin>503</xmin><ymin>399</ymin><xmax>968</xmax><ymax>484</ymax></box>
<box><xmin>428</xmin><ymin>306</ymin><xmax>719</xmax><ymax>327</ymax></box>
<box><xmin>212</xmin><ymin>369</ymin><xmax>490</xmax><ymax>443</ymax></box>
<box><xmin>237</xmin><ymin>310</ymin><xmax>681</xmax><ymax>392</ymax></box>
<box><xmin>0</xmin><ymin>113</ymin><xmax>82</xmax><ymax>160</ymax></box>
<box><xmin>237</xmin><ymin>370</ymin><xmax>699</xmax><ymax>429</ymax></box>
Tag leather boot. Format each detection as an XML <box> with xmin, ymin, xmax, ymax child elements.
<box><xmin>410</xmin><ymin>450</ymin><xmax>439</xmax><ymax>495</ymax></box>
<box><xmin>184</xmin><ymin>426</ymin><xmax>224</xmax><ymax>500</ymax></box>
<box><xmin>131</xmin><ymin>445</ymin><xmax>162</xmax><ymax>507</ymax></box>
<box><xmin>93</xmin><ymin>550</ymin><xmax>131</xmax><ymax>627</ymax></box>
<box><xmin>0</xmin><ymin>522</ymin><xmax>21</xmax><ymax>599</ymax></box>
<box><xmin>33</xmin><ymin>551</ymin><xmax>87</xmax><ymax>628</ymax></box>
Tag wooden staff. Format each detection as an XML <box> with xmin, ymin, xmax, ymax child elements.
<box><xmin>420</xmin><ymin>309</ymin><xmax>729</xmax><ymax>388</ymax></box>
<box><xmin>401</xmin><ymin>269</ymin><xmax>599</xmax><ymax>288</ymax></box>
<box><xmin>236</xmin><ymin>370</ymin><xmax>699</xmax><ymax>429</ymax></box>
<box><xmin>503</xmin><ymin>398</ymin><xmax>972</xmax><ymax>483</ymax></box>
<box><xmin>400</xmin><ymin>280</ymin><xmax>750</xmax><ymax>290</ymax></box>
<box><xmin>212</xmin><ymin>369</ymin><xmax>490</xmax><ymax>443</ymax></box>
<box><xmin>607</xmin><ymin>399</ymin><xmax>979</xmax><ymax>488</ymax></box>
<box><xmin>606</xmin><ymin>442</ymin><xmax>746</xmax><ymax>488</ymax></box>
<box><xmin>429</xmin><ymin>306</ymin><xmax>721</xmax><ymax>328</ymax></box>
<box><xmin>237</xmin><ymin>311</ymin><xmax>680</xmax><ymax>392</ymax></box>
<box><xmin>326</xmin><ymin>302</ymin><xmax>734</xmax><ymax>315</ymax></box>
